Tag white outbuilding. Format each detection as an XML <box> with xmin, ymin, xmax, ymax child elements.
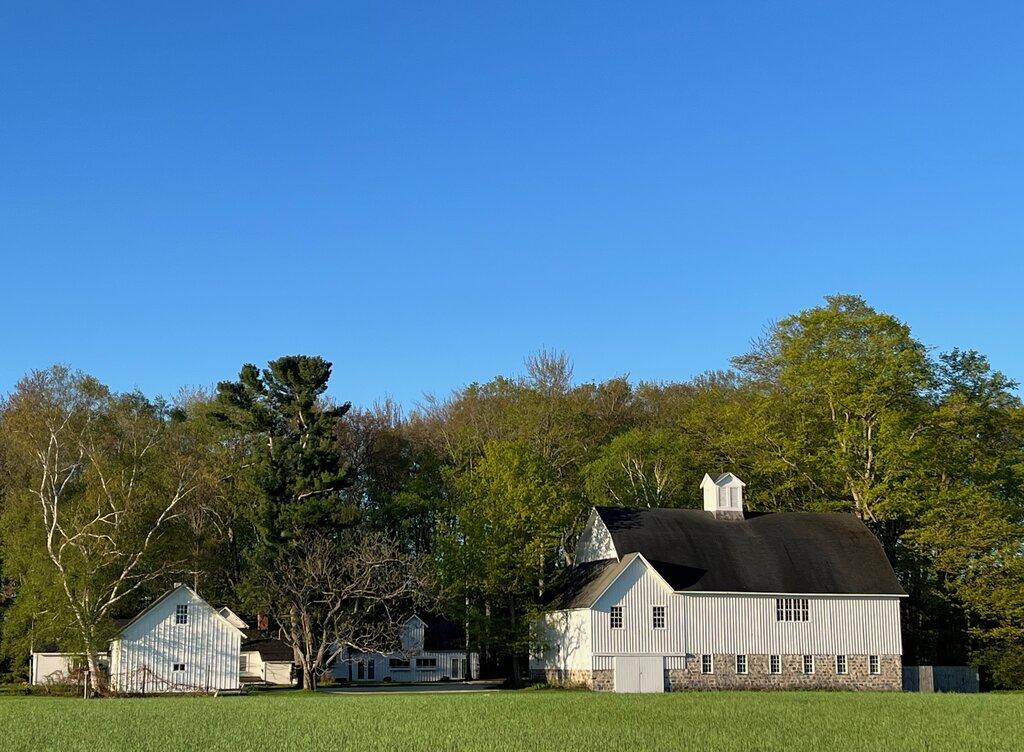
<box><xmin>108</xmin><ymin>583</ymin><xmax>244</xmax><ymax>693</ymax></box>
<box><xmin>335</xmin><ymin>614</ymin><xmax>480</xmax><ymax>683</ymax></box>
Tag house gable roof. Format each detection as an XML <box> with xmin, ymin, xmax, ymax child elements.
<box><xmin>592</xmin><ymin>506</ymin><xmax>906</xmax><ymax>596</ymax></box>
<box><xmin>241</xmin><ymin>636</ymin><xmax>293</xmax><ymax>662</ymax></box>
<box><xmin>117</xmin><ymin>584</ymin><xmax>246</xmax><ymax>638</ymax></box>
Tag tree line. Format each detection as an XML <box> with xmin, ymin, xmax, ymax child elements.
<box><xmin>1</xmin><ymin>295</ymin><xmax>1022</xmax><ymax>689</ymax></box>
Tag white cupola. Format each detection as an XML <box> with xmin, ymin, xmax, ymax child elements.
<box><xmin>700</xmin><ymin>472</ymin><xmax>746</xmax><ymax>520</ymax></box>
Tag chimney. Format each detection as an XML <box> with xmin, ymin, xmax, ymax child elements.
<box><xmin>700</xmin><ymin>472</ymin><xmax>746</xmax><ymax>521</ymax></box>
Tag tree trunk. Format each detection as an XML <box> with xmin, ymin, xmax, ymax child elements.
<box><xmin>86</xmin><ymin>650</ymin><xmax>103</xmax><ymax>696</ymax></box>
<box><xmin>302</xmin><ymin>660</ymin><xmax>317</xmax><ymax>690</ymax></box>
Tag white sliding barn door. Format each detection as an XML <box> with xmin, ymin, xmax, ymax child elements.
<box><xmin>613</xmin><ymin>656</ymin><xmax>664</xmax><ymax>693</ymax></box>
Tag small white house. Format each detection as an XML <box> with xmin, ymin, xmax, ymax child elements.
<box><xmin>240</xmin><ymin>635</ymin><xmax>295</xmax><ymax>685</ymax></box>
<box><xmin>31</xmin><ymin>584</ymin><xmax>244</xmax><ymax>693</ymax></box>
<box><xmin>334</xmin><ymin>615</ymin><xmax>479</xmax><ymax>683</ymax></box>
<box><xmin>108</xmin><ymin>584</ymin><xmax>245</xmax><ymax>693</ymax></box>
<box><xmin>532</xmin><ymin>473</ymin><xmax>907</xmax><ymax>692</ymax></box>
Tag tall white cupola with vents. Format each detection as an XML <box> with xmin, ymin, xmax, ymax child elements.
<box><xmin>701</xmin><ymin>472</ymin><xmax>746</xmax><ymax>520</ymax></box>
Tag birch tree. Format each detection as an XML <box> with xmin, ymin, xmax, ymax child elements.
<box><xmin>0</xmin><ymin>368</ymin><xmax>198</xmax><ymax>694</ymax></box>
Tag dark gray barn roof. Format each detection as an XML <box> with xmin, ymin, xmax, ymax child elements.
<box><xmin>241</xmin><ymin>636</ymin><xmax>294</xmax><ymax>662</ymax></box>
<box><xmin>592</xmin><ymin>506</ymin><xmax>906</xmax><ymax>597</ymax></box>
<box><xmin>544</xmin><ymin>556</ymin><xmax>630</xmax><ymax>610</ymax></box>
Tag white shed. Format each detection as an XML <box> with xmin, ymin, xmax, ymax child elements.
<box><xmin>109</xmin><ymin>583</ymin><xmax>244</xmax><ymax>693</ymax></box>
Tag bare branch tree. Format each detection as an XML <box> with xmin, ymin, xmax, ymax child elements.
<box><xmin>260</xmin><ymin>530</ymin><xmax>431</xmax><ymax>690</ymax></box>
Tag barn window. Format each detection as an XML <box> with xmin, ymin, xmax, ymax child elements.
<box><xmin>172</xmin><ymin>663</ymin><xmax>185</xmax><ymax>672</ymax></box>
<box><xmin>416</xmin><ymin>658</ymin><xmax>437</xmax><ymax>668</ymax></box>
<box><xmin>869</xmin><ymin>655</ymin><xmax>880</xmax><ymax>675</ymax></box>
<box><xmin>610</xmin><ymin>605</ymin><xmax>623</xmax><ymax>629</ymax></box>
<box><xmin>389</xmin><ymin>658</ymin><xmax>410</xmax><ymax>669</ymax></box>
<box><xmin>175</xmin><ymin>604</ymin><xmax>188</xmax><ymax>625</ymax></box>
<box><xmin>775</xmin><ymin>598</ymin><xmax>810</xmax><ymax>622</ymax></box>
<box><xmin>802</xmin><ymin>655</ymin><xmax>814</xmax><ymax>674</ymax></box>
<box><xmin>836</xmin><ymin>655</ymin><xmax>848</xmax><ymax>675</ymax></box>
<box><xmin>735</xmin><ymin>655</ymin><xmax>747</xmax><ymax>674</ymax></box>
<box><xmin>701</xmin><ymin>655</ymin><xmax>713</xmax><ymax>674</ymax></box>
<box><xmin>770</xmin><ymin>655</ymin><xmax>781</xmax><ymax>674</ymax></box>
<box><xmin>652</xmin><ymin>605</ymin><xmax>666</xmax><ymax>629</ymax></box>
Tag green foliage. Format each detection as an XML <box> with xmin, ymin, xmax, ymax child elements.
<box><xmin>211</xmin><ymin>355</ymin><xmax>355</xmax><ymax>542</ymax></box>
<box><xmin>2</xmin><ymin>298</ymin><xmax>1023</xmax><ymax>687</ymax></box>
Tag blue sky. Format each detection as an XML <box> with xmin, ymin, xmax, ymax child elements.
<box><xmin>2</xmin><ymin>2</ymin><xmax>1023</xmax><ymax>408</ymax></box>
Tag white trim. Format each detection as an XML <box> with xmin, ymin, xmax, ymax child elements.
<box><xmin>682</xmin><ymin>590</ymin><xmax>907</xmax><ymax>598</ymax></box>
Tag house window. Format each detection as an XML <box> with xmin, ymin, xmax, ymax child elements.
<box><xmin>652</xmin><ymin>605</ymin><xmax>666</xmax><ymax>629</ymax></box>
<box><xmin>869</xmin><ymin>655</ymin><xmax>880</xmax><ymax>675</ymax></box>
<box><xmin>729</xmin><ymin>487</ymin><xmax>740</xmax><ymax>507</ymax></box>
<box><xmin>175</xmin><ymin>604</ymin><xmax>188</xmax><ymax>625</ymax></box>
<box><xmin>701</xmin><ymin>655</ymin><xmax>713</xmax><ymax>674</ymax></box>
<box><xmin>836</xmin><ymin>655</ymin><xmax>848</xmax><ymax>675</ymax></box>
<box><xmin>736</xmin><ymin>655</ymin><xmax>747</xmax><ymax>674</ymax></box>
<box><xmin>770</xmin><ymin>655</ymin><xmax>781</xmax><ymax>674</ymax></box>
<box><xmin>610</xmin><ymin>605</ymin><xmax>623</xmax><ymax>629</ymax></box>
<box><xmin>416</xmin><ymin>658</ymin><xmax>437</xmax><ymax>668</ymax></box>
<box><xmin>389</xmin><ymin>658</ymin><xmax>410</xmax><ymax>669</ymax></box>
<box><xmin>239</xmin><ymin>655</ymin><xmax>248</xmax><ymax>672</ymax></box>
<box><xmin>775</xmin><ymin>598</ymin><xmax>809</xmax><ymax>622</ymax></box>
<box><xmin>172</xmin><ymin>663</ymin><xmax>185</xmax><ymax>672</ymax></box>
<box><xmin>367</xmin><ymin>659</ymin><xmax>375</xmax><ymax>679</ymax></box>
<box><xmin>802</xmin><ymin>655</ymin><xmax>814</xmax><ymax>675</ymax></box>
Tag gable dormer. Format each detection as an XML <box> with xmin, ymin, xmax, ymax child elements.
<box><xmin>700</xmin><ymin>472</ymin><xmax>745</xmax><ymax>521</ymax></box>
<box><xmin>401</xmin><ymin>615</ymin><xmax>427</xmax><ymax>652</ymax></box>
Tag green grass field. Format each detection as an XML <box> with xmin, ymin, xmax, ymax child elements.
<box><xmin>0</xmin><ymin>690</ymin><xmax>1020</xmax><ymax>752</ymax></box>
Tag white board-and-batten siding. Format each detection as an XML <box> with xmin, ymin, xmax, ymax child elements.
<box><xmin>533</xmin><ymin>555</ymin><xmax>902</xmax><ymax>673</ymax></box>
<box><xmin>110</xmin><ymin>586</ymin><xmax>241</xmax><ymax>693</ymax></box>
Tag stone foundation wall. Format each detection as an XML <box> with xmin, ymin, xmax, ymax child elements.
<box><xmin>666</xmin><ymin>654</ymin><xmax>901</xmax><ymax>691</ymax></box>
<box><xmin>534</xmin><ymin>654</ymin><xmax>901</xmax><ymax>691</ymax></box>
<box><xmin>531</xmin><ymin>669</ymin><xmax>594</xmax><ymax>688</ymax></box>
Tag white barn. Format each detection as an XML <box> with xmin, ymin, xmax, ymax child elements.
<box><xmin>108</xmin><ymin>584</ymin><xmax>244</xmax><ymax>693</ymax></box>
<box><xmin>335</xmin><ymin>615</ymin><xmax>480</xmax><ymax>683</ymax></box>
<box><xmin>531</xmin><ymin>473</ymin><xmax>906</xmax><ymax>692</ymax></box>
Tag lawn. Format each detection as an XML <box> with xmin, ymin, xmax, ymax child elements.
<box><xmin>0</xmin><ymin>689</ymin><xmax>1020</xmax><ymax>752</ymax></box>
